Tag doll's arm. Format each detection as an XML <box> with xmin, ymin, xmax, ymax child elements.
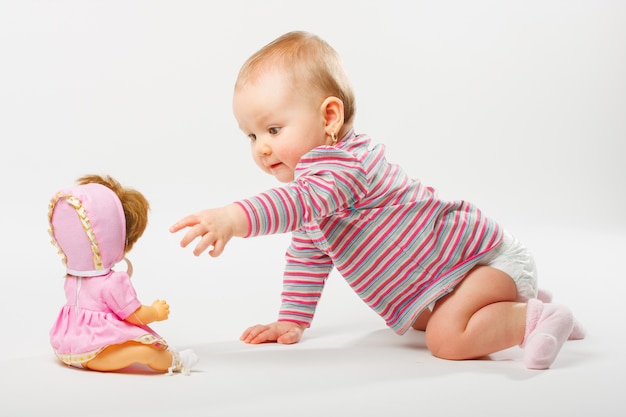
<box><xmin>125</xmin><ymin>299</ymin><xmax>170</xmax><ymax>326</ymax></box>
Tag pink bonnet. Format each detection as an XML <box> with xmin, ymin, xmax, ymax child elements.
<box><xmin>48</xmin><ymin>183</ymin><xmax>126</xmax><ymax>276</ymax></box>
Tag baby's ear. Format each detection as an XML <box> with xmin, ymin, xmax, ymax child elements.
<box><xmin>321</xmin><ymin>96</ymin><xmax>344</xmax><ymax>134</ymax></box>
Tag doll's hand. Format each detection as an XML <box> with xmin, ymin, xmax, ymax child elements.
<box><xmin>169</xmin><ymin>204</ymin><xmax>249</xmax><ymax>257</ymax></box>
<box><xmin>152</xmin><ymin>299</ymin><xmax>170</xmax><ymax>321</ymax></box>
<box><xmin>127</xmin><ymin>301</ymin><xmax>170</xmax><ymax>326</ymax></box>
<box><xmin>240</xmin><ymin>321</ymin><xmax>306</xmax><ymax>345</ymax></box>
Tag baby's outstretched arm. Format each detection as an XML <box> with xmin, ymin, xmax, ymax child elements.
<box><xmin>126</xmin><ymin>300</ymin><xmax>170</xmax><ymax>326</ymax></box>
<box><xmin>241</xmin><ymin>321</ymin><xmax>307</xmax><ymax>345</ymax></box>
<box><xmin>170</xmin><ymin>204</ymin><xmax>249</xmax><ymax>257</ymax></box>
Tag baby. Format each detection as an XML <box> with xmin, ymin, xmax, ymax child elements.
<box><xmin>171</xmin><ymin>31</ymin><xmax>584</xmax><ymax>369</ymax></box>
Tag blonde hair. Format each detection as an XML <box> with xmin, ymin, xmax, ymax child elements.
<box><xmin>235</xmin><ymin>31</ymin><xmax>356</xmax><ymax>129</ymax></box>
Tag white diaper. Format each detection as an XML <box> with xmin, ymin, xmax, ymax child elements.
<box><xmin>479</xmin><ymin>230</ymin><xmax>538</xmax><ymax>301</ymax></box>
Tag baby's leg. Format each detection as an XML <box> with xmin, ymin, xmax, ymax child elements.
<box><xmin>425</xmin><ymin>266</ymin><xmax>526</xmax><ymax>360</ymax></box>
<box><xmin>85</xmin><ymin>341</ymin><xmax>173</xmax><ymax>372</ymax></box>
<box><xmin>411</xmin><ymin>309</ymin><xmax>432</xmax><ymax>331</ymax></box>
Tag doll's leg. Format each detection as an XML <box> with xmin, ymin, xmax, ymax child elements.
<box><xmin>85</xmin><ymin>341</ymin><xmax>173</xmax><ymax>372</ymax></box>
<box><xmin>425</xmin><ymin>266</ymin><xmax>526</xmax><ymax>360</ymax></box>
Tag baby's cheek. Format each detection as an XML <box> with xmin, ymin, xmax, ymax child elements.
<box><xmin>251</xmin><ymin>156</ymin><xmax>269</xmax><ymax>174</ymax></box>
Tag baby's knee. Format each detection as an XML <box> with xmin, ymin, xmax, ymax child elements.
<box><xmin>425</xmin><ymin>327</ymin><xmax>466</xmax><ymax>360</ymax></box>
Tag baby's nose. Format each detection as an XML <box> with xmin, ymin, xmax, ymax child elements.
<box><xmin>257</xmin><ymin>143</ymin><xmax>272</xmax><ymax>156</ymax></box>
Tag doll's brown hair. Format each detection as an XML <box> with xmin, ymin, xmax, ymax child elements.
<box><xmin>76</xmin><ymin>174</ymin><xmax>149</xmax><ymax>253</ymax></box>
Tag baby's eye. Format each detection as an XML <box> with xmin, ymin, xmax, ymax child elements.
<box><xmin>248</xmin><ymin>133</ymin><xmax>256</xmax><ymax>141</ymax></box>
<box><xmin>268</xmin><ymin>127</ymin><xmax>281</xmax><ymax>135</ymax></box>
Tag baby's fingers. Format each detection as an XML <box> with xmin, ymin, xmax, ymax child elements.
<box><xmin>240</xmin><ymin>325</ymin><xmax>273</xmax><ymax>344</ymax></box>
<box><xmin>169</xmin><ymin>214</ymin><xmax>199</xmax><ymax>233</ymax></box>
<box><xmin>178</xmin><ymin>224</ymin><xmax>209</xmax><ymax>252</ymax></box>
<box><xmin>208</xmin><ymin>239</ymin><xmax>226</xmax><ymax>258</ymax></box>
<box><xmin>194</xmin><ymin>232</ymin><xmax>219</xmax><ymax>256</ymax></box>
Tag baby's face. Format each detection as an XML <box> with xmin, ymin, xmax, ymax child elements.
<box><xmin>233</xmin><ymin>70</ymin><xmax>330</xmax><ymax>183</ymax></box>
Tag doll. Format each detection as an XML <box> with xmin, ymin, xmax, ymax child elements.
<box><xmin>48</xmin><ymin>174</ymin><xmax>198</xmax><ymax>375</ymax></box>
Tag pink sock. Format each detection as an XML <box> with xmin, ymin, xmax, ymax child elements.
<box><xmin>522</xmin><ymin>299</ymin><xmax>574</xmax><ymax>369</ymax></box>
<box><xmin>535</xmin><ymin>288</ymin><xmax>585</xmax><ymax>340</ymax></box>
<box><xmin>536</xmin><ymin>288</ymin><xmax>553</xmax><ymax>303</ymax></box>
<box><xmin>569</xmin><ymin>319</ymin><xmax>586</xmax><ymax>340</ymax></box>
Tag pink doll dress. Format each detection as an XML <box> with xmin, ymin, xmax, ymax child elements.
<box><xmin>48</xmin><ymin>182</ymin><xmax>167</xmax><ymax>367</ymax></box>
<box><xmin>49</xmin><ymin>270</ymin><xmax>167</xmax><ymax>366</ymax></box>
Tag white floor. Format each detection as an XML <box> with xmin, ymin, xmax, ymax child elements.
<box><xmin>1</xmin><ymin>229</ymin><xmax>624</xmax><ymax>417</ymax></box>
<box><xmin>0</xmin><ymin>327</ymin><xmax>604</xmax><ymax>417</ymax></box>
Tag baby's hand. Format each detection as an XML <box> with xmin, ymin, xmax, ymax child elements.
<box><xmin>169</xmin><ymin>204</ymin><xmax>249</xmax><ymax>257</ymax></box>
<box><xmin>152</xmin><ymin>299</ymin><xmax>170</xmax><ymax>321</ymax></box>
<box><xmin>240</xmin><ymin>321</ymin><xmax>306</xmax><ymax>345</ymax></box>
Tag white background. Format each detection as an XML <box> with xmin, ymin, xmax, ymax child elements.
<box><xmin>0</xmin><ymin>1</ymin><xmax>624</xmax><ymax>416</ymax></box>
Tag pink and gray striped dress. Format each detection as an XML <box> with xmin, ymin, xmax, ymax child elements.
<box><xmin>236</xmin><ymin>130</ymin><xmax>503</xmax><ymax>335</ymax></box>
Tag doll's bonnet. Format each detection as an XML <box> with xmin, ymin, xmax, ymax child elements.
<box><xmin>48</xmin><ymin>183</ymin><xmax>126</xmax><ymax>277</ymax></box>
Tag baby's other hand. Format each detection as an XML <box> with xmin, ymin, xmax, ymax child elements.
<box><xmin>240</xmin><ymin>321</ymin><xmax>306</xmax><ymax>345</ymax></box>
<box><xmin>152</xmin><ymin>299</ymin><xmax>170</xmax><ymax>321</ymax></box>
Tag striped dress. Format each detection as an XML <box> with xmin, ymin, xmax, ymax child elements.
<box><xmin>236</xmin><ymin>130</ymin><xmax>502</xmax><ymax>334</ymax></box>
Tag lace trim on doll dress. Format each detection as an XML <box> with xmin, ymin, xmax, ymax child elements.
<box><xmin>55</xmin><ymin>333</ymin><xmax>169</xmax><ymax>367</ymax></box>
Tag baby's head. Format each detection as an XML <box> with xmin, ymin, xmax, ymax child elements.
<box><xmin>234</xmin><ymin>31</ymin><xmax>356</xmax><ymax>137</ymax></box>
<box><xmin>233</xmin><ymin>31</ymin><xmax>357</xmax><ymax>183</ymax></box>
<box><xmin>48</xmin><ymin>175</ymin><xmax>149</xmax><ymax>276</ymax></box>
